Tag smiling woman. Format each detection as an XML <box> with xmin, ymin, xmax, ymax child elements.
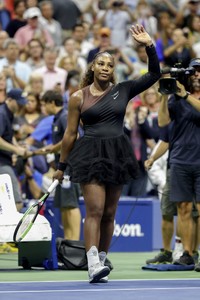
<box><xmin>53</xmin><ymin>24</ymin><xmax>161</xmax><ymax>283</ymax></box>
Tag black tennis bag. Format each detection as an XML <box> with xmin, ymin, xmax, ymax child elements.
<box><xmin>56</xmin><ymin>238</ymin><xmax>88</xmax><ymax>270</ymax></box>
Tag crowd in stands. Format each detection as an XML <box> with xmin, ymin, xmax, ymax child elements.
<box><xmin>1</xmin><ymin>0</ymin><xmax>200</xmax><ymax>251</ymax></box>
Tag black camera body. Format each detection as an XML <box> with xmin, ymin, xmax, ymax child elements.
<box><xmin>113</xmin><ymin>1</ymin><xmax>123</xmax><ymax>7</ymax></box>
<box><xmin>159</xmin><ymin>63</ymin><xmax>195</xmax><ymax>94</ymax></box>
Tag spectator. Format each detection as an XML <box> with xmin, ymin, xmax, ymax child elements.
<box><xmin>32</xmin><ymin>46</ymin><xmax>67</xmax><ymax>92</ymax></box>
<box><xmin>26</xmin><ymin>38</ymin><xmax>45</xmax><ymax>70</ymax></box>
<box><xmin>24</xmin><ymin>73</ymin><xmax>44</xmax><ymax>97</ymax></box>
<box><xmin>5</xmin><ymin>0</ymin><xmax>27</xmax><ymax>38</ymax></box>
<box><xmin>14</xmin><ymin>92</ymin><xmax>44</xmax><ymax>142</ymax></box>
<box><xmin>97</xmin><ymin>0</ymin><xmax>135</xmax><ymax>48</ymax></box>
<box><xmin>163</xmin><ymin>27</ymin><xmax>196</xmax><ymax>68</ymax></box>
<box><xmin>52</xmin><ymin>0</ymin><xmax>82</xmax><ymax>35</ymax></box>
<box><xmin>71</xmin><ymin>22</ymin><xmax>94</xmax><ymax>59</ymax></box>
<box><xmin>57</xmin><ymin>37</ymin><xmax>87</xmax><ymax>73</ymax></box>
<box><xmin>0</xmin><ymin>38</ymin><xmax>32</xmax><ymax>91</ymax></box>
<box><xmin>39</xmin><ymin>0</ymin><xmax>62</xmax><ymax>46</ymax></box>
<box><xmin>14</xmin><ymin>6</ymin><xmax>54</xmax><ymax>50</ymax></box>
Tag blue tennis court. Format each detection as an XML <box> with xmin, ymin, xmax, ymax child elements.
<box><xmin>1</xmin><ymin>279</ymin><xmax>200</xmax><ymax>300</ymax></box>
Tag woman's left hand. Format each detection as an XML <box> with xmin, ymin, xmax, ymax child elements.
<box><xmin>130</xmin><ymin>24</ymin><xmax>153</xmax><ymax>47</ymax></box>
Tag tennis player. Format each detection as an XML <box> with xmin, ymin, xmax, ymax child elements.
<box><xmin>53</xmin><ymin>24</ymin><xmax>161</xmax><ymax>283</ymax></box>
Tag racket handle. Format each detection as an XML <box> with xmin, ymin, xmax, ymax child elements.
<box><xmin>48</xmin><ymin>179</ymin><xmax>59</xmax><ymax>193</ymax></box>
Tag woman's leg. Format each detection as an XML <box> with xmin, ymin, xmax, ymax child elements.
<box><xmin>80</xmin><ymin>182</ymin><xmax>106</xmax><ymax>252</ymax></box>
<box><xmin>99</xmin><ymin>184</ymin><xmax>123</xmax><ymax>253</ymax></box>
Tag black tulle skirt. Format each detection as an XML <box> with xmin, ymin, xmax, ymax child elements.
<box><xmin>67</xmin><ymin>134</ymin><xmax>139</xmax><ymax>185</ymax></box>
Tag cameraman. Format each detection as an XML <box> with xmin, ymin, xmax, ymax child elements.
<box><xmin>158</xmin><ymin>58</ymin><xmax>200</xmax><ymax>268</ymax></box>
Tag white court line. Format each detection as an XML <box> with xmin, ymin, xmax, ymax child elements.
<box><xmin>1</xmin><ymin>278</ymin><xmax>200</xmax><ymax>284</ymax></box>
<box><xmin>0</xmin><ymin>287</ymin><xmax>200</xmax><ymax>294</ymax></box>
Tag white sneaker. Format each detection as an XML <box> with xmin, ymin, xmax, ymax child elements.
<box><xmin>172</xmin><ymin>241</ymin><xmax>184</xmax><ymax>262</ymax></box>
<box><xmin>88</xmin><ymin>263</ymin><xmax>110</xmax><ymax>283</ymax></box>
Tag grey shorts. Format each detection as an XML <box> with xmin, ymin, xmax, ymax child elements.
<box><xmin>54</xmin><ymin>178</ymin><xmax>81</xmax><ymax>209</ymax></box>
<box><xmin>161</xmin><ymin>168</ymin><xmax>177</xmax><ymax>217</ymax></box>
<box><xmin>0</xmin><ymin>165</ymin><xmax>22</xmax><ymax>203</ymax></box>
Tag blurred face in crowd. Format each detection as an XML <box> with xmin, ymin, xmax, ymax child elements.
<box><xmin>25</xmin><ymin>93</ymin><xmax>40</xmax><ymax>114</ymax></box>
<box><xmin>41</xmin><ymin>3</ymin><xmax>53</xmax><ymax>20</ymax></box>
<box><xmin>0</xmin><ymin>31</ymin><xmax>8</xmax><ymax>49</ymax></box>
<box><xmin>44</xmin><ymin>51</ymin><xmax>57</xmax><ymax>70</ymax></box>
<box><xmin>171</xmin><ymin>28</ymin><xmax>184</xmax><ymax>42</ymax></box>
<box><xmin>15</xmin><ymin>1</ymin><xmax>26</xmax><ymax>18</ymax></box>
<box><xmin>64</xmin><ymin>38</ymin><xmax>76</xmax><ymax>55</ymax></box>
<box><xmin>61</xmin><ymin>57</ymin><xmax>75</xmax><ymax>71</ymax></box>
<box><xmin>137</xmin><ymin>45</ymin><xmax>147</xmax><ymax>63</ymax></box>
<box><xmin>28</xmin><ymin>40</ymin><xmax>43</xmax><ymax>58</ymax></box>
<box><xmin>26</xmin><ymin>0</ymin><xmax>38</xmax><ymax>8</ymax></box>
<box><xmin>6</xmin><ymin>43</ymin><xmax>19</xmax><ymax>62</ymax></box>
<box><xmin>73</xmin><ymin>25</ymin><xmax>86</xmax><ymax>43</ymax></box>
<box><xmin>29</xmin><ymin>75</ymin><xmax>43</xmax><ymax>95</ymax></box>
<box><xmin>143</xmin><ymin>87</ymin><xmax>158</xmax><ymax>106</ymax></box>
<box><xmin>28</xmin><ymin>16</ymin><xmax>39</xmax><ymax>29</ymax></box>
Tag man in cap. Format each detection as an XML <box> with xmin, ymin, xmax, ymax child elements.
<box><xmin>0</xmin><ymin>88</ymin><xmax>29</xmax><ymax>211</ymax></box>
<box><xmin>158</xmin><ymin>58</ymin><xmax>200</xmax><ymax>269</ymax></box>
<box><xmin>14</xmin><ymin>6</ymin><xmax>54</xmax><ymax>49</ymax></box>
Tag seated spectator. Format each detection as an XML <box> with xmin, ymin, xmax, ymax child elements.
<box><xmin>32</xmin><ymin>47</ymin><xmax>67</xmax><ymax>93</ymax></box>
<box><xmin>25</xmin><ymin>38</ymin><xmax>45</xmax><ymax>70</ymax></box>
<box><xmin>63</xmin><ymin>69</ymin><xmax>81</xmax><ymax>110</ymax></box>
<box><xmin>39</xmin><ymin>0</ymin><xmax>62</xmax><ymax>47</ymax></box>
<box><xmin>5</xmin><ymin>0</ymin><xmax>27</xmax><ymax>38</ymax></box>
<box><xmin>0</xmin><ymin>38</ymin><xmax>32</xmax><ymax>91</ymax></box>
<box><xmin>14</xmin><ymin>6</ymin><xmax>54</xmax><ymax>51</ymax></box>
<box><xmin>72</xmin><ymin>22</ymin><xmax>94</xmax><ymax>59</ymax></box>
<box><xmin>57</xmin><ymin>37</ymin><xmax>87</xmax><ymax>74</ymax></box>
<box><xmin>24</xmin><ymin>73</ymin><xmax>44</xmax><ymax>97</ymax></box>
<box><xmin>87</xmin><ymin>27</ymin><xmax>112</xmax><ymax>64</ymax></box>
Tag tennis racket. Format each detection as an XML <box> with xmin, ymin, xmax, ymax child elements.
<box><xmin>13</xmin><ymin>179</ymin><xmax>59</xmax><ymax>243</ymax></box>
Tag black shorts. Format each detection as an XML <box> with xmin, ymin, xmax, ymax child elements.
<box><xmin>54</xmin><ymin>178</ymin><xmax>81</xmax><ymax>209</ymax></box>
<box><xmin>170</xmin><ymin>163</ymin><xmax>200</xmax><ymax>202</ymax></box>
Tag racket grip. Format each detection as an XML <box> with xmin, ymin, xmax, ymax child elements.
<box><xmin>48</xmin><ymin>179</ymin><xmax>59</xmax><ymax>193</ymax></box>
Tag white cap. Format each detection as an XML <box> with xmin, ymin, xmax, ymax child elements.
<box><xmin>23</xmin><ymin>7</ymin><xmax>41</xmax><ymax>19</ymax></box>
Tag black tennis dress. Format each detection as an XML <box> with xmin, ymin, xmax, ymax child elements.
<box><xmin>67</xmin><ymin>46</ymin><xmax>161</xmax><ymax>185</ymax></box>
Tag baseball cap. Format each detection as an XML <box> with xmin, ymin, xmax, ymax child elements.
<box><xmin>7</xmin><ymin>88</ymin><xmax>27</xmax><ymax>105</ymax></box>
<box><xmin>99</xmin><ymin>27</ymin><xmax>111</xmax><ymax>37</ymax></box>
<box><xmin>23</xmin><ymin>7</ymin><xmax>41</xmax><ymax>19</ymax></box>
<box><xmin>189</xmin><ymin>58</ymin><xmax>200</xmax><ymax>67</ymax></box>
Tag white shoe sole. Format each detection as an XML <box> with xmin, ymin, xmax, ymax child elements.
<box><xmin>89</xmin><ymin>266</ymin><xmax>110</xmax><ymax>283</ymax></box>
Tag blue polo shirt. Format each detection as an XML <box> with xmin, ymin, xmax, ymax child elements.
<box><xmin>0</xmin><ymin>103</ymin><xmax>14</xmax><ymax>165</ymax></box>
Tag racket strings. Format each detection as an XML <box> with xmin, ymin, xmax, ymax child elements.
<box><xmin>15</xmin><ymin>209</ymin><xmax>38</xmax><ymax>240</ymax></box>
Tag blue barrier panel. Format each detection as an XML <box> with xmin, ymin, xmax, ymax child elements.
<box><xmin>44</xmin><ymin>196</ymin><xmax>162</xmax><ymax>252</ymax></box>
<box><xmin>79</xmin><ymin>197</ymin><xmax>160</xmax><ymax>252</ymax></box>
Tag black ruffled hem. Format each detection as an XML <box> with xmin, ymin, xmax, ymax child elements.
<box><xmin>67</xmin><ymin>134</ymin><xmax>139</xmax><ymax>185</ymax></box>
